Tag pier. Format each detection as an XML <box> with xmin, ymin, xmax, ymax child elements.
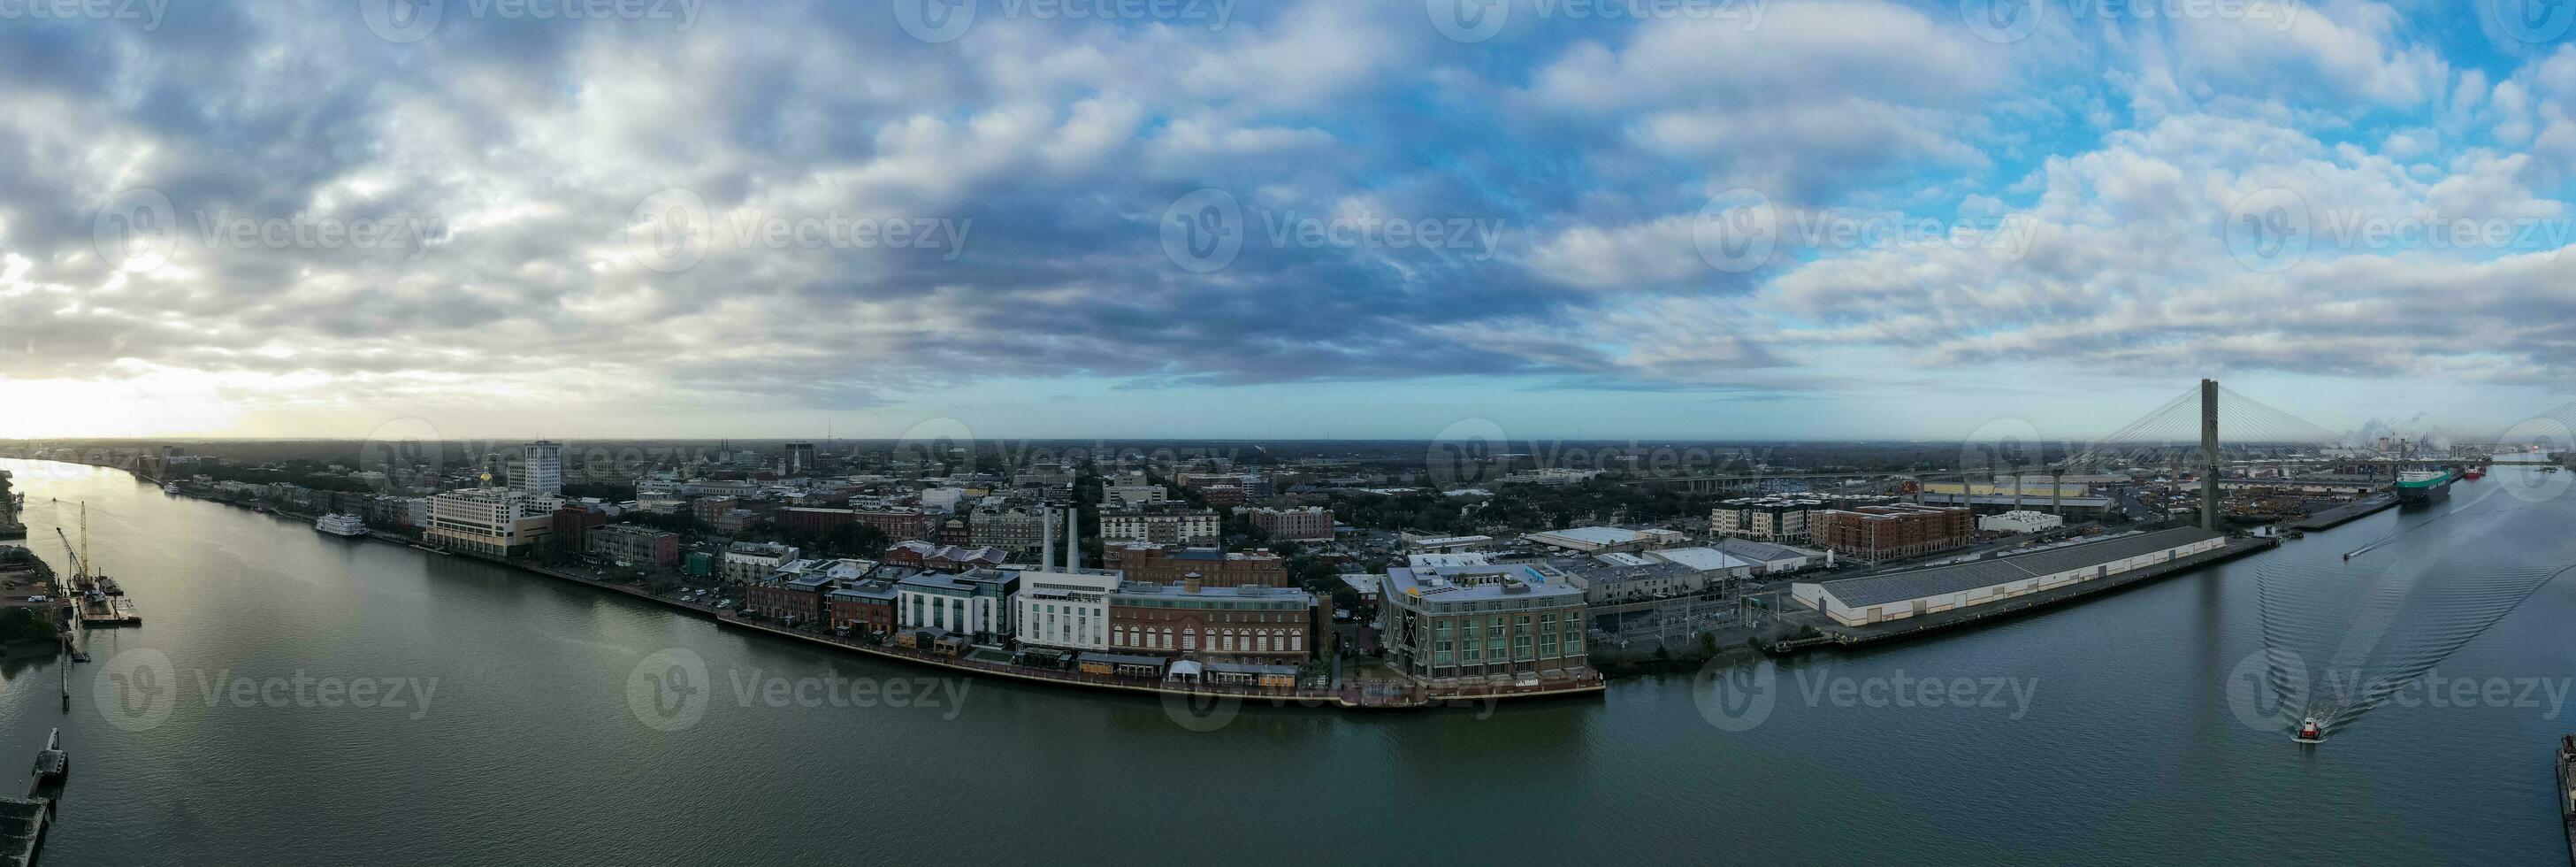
<box><xmin>1774</xmin><ymin>533</ymin><xmax>2279</xmax><ymax>650</ymax></box>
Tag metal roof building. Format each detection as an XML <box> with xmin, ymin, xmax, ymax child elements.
<box><xmin>1791</xmin><ymin>528</ymin><xmax>2227</xmax><ymax>626</ymax></box>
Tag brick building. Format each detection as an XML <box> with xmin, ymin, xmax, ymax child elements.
<box><xmin>589</xmin><ymin>523</ymin><xmax>680</xmax><ymax>568</ymax></box>
<box><xmin>1105</xmin><ymin>542</ymin><xmax>1288</xmax><ymax>587</ymax></box>
<box><xmin>1107</xmin><ymin>579</ymin><xmax>1319</xmax><ymax>666</ymax></box>
<box><xmin>550</xmin><ymin>504</ymin><xmax>608</xmax><ymax>555</ymax></box>
<box><xmin>779</xmin><ymin>507</ymin><xmax>853</xmax><ymax>534</ymax></box>
<box><xmin>882</xmin><ymin>541</ymin><xmax>1008</xmax><ymax>572</ymax></box>
<box><xmin>1097</xmin><ymin>506</ymin><xmax>1221</xmax><ymax>546</ymax></box>
<box><xmin>853</xmin><ymin>508</ymin><xmax>935</xmax><ymax>541</ymax></box>
<box><xmin>828</xmin><ymin>579</ymin><xmax>900</xmax><ymax>636</ymax></box>
<box><xmin>1809</xmin><ymin>504</ymin><xmax>1973</xmax><ymax>565</ymax></box>
<box><xmin>1248</xmin><ymin>506</ymin><xmax>1334</xmax><ymax>541</ymax></box>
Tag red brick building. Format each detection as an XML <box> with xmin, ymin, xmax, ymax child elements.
<box><xmin>744</xmin><ymin>572</ymin><xmax>837</xmax><ymax>625</ymax></box>
<box><xmin>1107</xmin><ymin>579</ymin><xmax>1319</xmax><ymax>666</ymax></box>
<box><xmin>549</xmin><ymin>504</ymin><xmax>607</xmax><ymax>554</ymax></box>
<box><xmin>828</xmin><ymin>579</ymin><xmax>899</xmax><ymax>635</ymax></box>
<box><xmin>1809</xmin><ymin>504</ymin><xmax>1973</xmax><ymax>564</ymax></box>
<box><xmin>780</xmin><ymin>507</ymin><xmax>854</xmax><ymax>534</ymax></box>
<box><xmin>853</xmin><ymin>508</ymin><xmax>935</xmax><ymax>541</ymax></box>
<box><xmin>1105</xmin><ymin>542</ymin><xmax>1288</xmax><ymax>587</ymax></box>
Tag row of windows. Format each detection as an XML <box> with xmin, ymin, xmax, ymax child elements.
<box><xmin>1111</xmin><ymin>626</ymin><xmax>1304</xmax><ymax>654</ymax></box>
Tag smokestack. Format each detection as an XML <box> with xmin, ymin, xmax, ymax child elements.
<box><xmin>1041</xmin><ymin>504</ymin><xmax>1056</xmax><ymax>572</ymax></box>
<box><xmin>1063</xmin><ymin>506</ymin><xmax>1080</xmax><ymax>571</ymax></box>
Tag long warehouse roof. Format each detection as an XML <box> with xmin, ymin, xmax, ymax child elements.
<box><xmin>1810</xmin><ymin>527</ymin><xmax>2225</xmax><ymax>608</ymax></box>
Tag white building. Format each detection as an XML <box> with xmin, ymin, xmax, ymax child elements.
<box><xmin>722</xmin><ymin>541</ymin><xmax>801</xmax><ymax>584</ymax></box>
<box><xmin>1013</xmin><ymin>507</ymin><xmax>1124</xmax><ymax>651</ymax></box>
<box><xmin>1098</xmin><ymin>508</ymin><xmax>1220</xmax><ymax>546</ymax></box>
<box><xmin>1977</xmin><ymin>510</ymin><xmax>2066</xmax><ymax>534</ymax></box>
<box><xmin>1521</xmin><ymin>526</ymin><xmax>1689</xmax><ymax>554</ymax></box>
<box><xmin>424</xmin><ymin>488</ymin><xmax>561</xmax><ymax>557</ymax></box>
<box><xmin>516</xmin><ymin>441</ymin><xmax>562</xmax><ymax>497</ymax></box>
<box><xmin>1100</xmin><ymin>485</ymin><xmax>1169</xmax><ymax>508</ymax></box>
<box><xmin>1643</xmin><ymin>547</ymin><xmax>1758</xmax><ymax>581</ymax></box>
<box><xmin>1709</xmin><ymin>538</ymin><xmax>1831</xmax><ymax>575</ymax></box>
<box><xmin>1792</xmin><ymin>528</ymin><xmax>2227</xmax><ymax>626</ymax></box>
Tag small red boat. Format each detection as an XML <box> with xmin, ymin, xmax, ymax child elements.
<box><xmin>2296</xmin><ymin>717</ymin><xmax>2324</xmax><ymax>744</ymax></box>
<box><xmin>2463</xmin><ymin>466</ymin><xmax>2486</xmax><ymax>480</ymax></box>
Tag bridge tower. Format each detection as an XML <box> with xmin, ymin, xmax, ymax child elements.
<box><xmin>2200</xmin><ymin>379</ymin><xmax>2221</xmax><ymax>531</ymax></box>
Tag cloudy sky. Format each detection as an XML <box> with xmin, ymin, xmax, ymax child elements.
<box><xmin>4</xmin><ymin>0</ymin><xmax>2574</xmax><ymax>442</ymax></box>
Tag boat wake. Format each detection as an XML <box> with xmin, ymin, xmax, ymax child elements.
<box><xmin>2252</xmin><ymin>485</ymin><xmax>2576</xmax><ymax>739</ymax></box>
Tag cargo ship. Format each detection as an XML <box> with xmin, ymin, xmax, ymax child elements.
<box><xmin>2395</xmin><ymin>468</ymin><xmax>2458</xmax><ymax>504</ymax></box>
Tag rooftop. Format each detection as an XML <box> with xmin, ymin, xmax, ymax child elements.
<box><xmin>1805</xmin><ymin>527</ymin><xmax>2224</xmax><ymax>608</ymax></box>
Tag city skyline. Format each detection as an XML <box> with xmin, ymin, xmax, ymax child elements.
<box><xmin>6</xmin><ymin>3</ymin><xmax>2575</xmax><ymax>440</ymax></box>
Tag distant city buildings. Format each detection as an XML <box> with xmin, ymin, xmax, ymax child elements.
<box><xmin>1098</xmin><ymin>505</ymin><xmax>1220</xmax><ymax>546</ymax></box>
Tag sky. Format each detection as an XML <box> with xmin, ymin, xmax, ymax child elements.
<box><xmin>4</xmin><ymin>0</ymin><xmax>2576</xmax><ymax>444</ymax></box>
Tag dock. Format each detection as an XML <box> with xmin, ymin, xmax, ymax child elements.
<box><xmin>1783</xmin><ymin>534</ymin><xmax>2279</xmax><ymax>650</ymax></box>
<box><xmin>2291</xmin><ymin>493</ymin><xmax>2397</xmax><ymax>531</ymax></box>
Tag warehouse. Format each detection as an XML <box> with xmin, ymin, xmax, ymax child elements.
<box><xmin>1790</xmin><ymin>527</ymin><xmax>2227</xmax><ymax>626</ymax></box>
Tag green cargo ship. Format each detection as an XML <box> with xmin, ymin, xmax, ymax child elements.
<box><xmin>2395</xmin><ymin>468</ymin><xmax>2457</xmax><ymax>504</ymax></box>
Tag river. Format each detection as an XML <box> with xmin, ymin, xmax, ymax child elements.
<box><xmin>1</xmin><ymin>457</ymin><xmax>2570</xmax><ymax>865</ymax></box>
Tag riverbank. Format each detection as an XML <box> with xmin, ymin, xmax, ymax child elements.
<box><xmin>147</xmin><ymin>472</ymin><xmax>1602</xmax><ymax>710</ymax></box>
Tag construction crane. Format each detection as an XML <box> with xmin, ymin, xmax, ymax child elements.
<box><xmin>50</xmin><ymin>528</ymin><xmax>81</xmax><ymax>582</ymax></box>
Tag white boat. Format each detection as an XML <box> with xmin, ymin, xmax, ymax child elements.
<box><xmin>2295</xmin><ymin>717</ymin><xmax>2325</xmax><ymax>744</ymax></box>
<box><xmin>161</xmin><ymin>483</ymin><xmax>180</xmax><ymax>495</ymax></box>
<box><xmin>315</xmin><ymin>513</ymin><xmax>368</xmax><ymax>537</ymax></box>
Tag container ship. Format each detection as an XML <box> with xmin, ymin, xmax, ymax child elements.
<box><xmin>2394</xmin><ymin>468</ymin><xmax>2458</xmax><ymax>504</ymax></box>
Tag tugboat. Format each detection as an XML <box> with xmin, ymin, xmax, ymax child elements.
<box><xmin>2295</xmin><ymin>717</ymin><xmax>2326</xmax><ymax>744</ymax></box>
<box><xmin>2462</xmin><ymin>466</ymin><xmax>2485</xmax><ymax>481</ymax></box>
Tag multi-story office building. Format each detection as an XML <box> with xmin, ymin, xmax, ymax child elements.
<box><xmin>722</xmin><ymin>541</ymin><xmax>800</xmax><ymax>583</ymax></box>
<box><xmin>1097</xmin><ymin>506</ymin><xmax>1221</xmax><ymax>546</ymax></box>
<box><xmin>589</xmin><ymin>523</ymin><xmax>679</xmax><ymax>568</ymax></box>
<box><xmin>968</xmin><ymin>506</ymin><xmax>1048</xmax><ymax>556</ymax></box>
<box><xmin>895</xmin><ymin>568</ymin><xmax>1019</xmax><ymax>642</ymax></box>
<box><xmin>516</xmin><ymin>441</ymin><xmax>562</xmax><ymax>497</ymax></box>
<box><xmin>1248</xmin><ymin>506</ymin><xmax>1334</xmax><ymax>541</ymax></box>
<box><xmin>1099</xmin><ymin>485</ymin><xmax>1169</xmax><ymax>508</ymax></box>
<box><xmin>425</xmin><ymin>488</ymin><xmax>560</xmax><ymax>557</ymax></box>
<box><xmin>1378</xmin><ymin>560</ymin><xmax>1589</xmax><ymax>687</ymax></box>
<box><xmin>1809</xmin><ymin>504</ymin><xmax>1974</xmax><ymax>564</ymax></box>
<box><xmin>1108</xmin><ymin>579</ymin><xmax>1318</xmax><ymax>665</ymax></box>
<box><xmin>784</xmin><ymin>441</ymin><xmax>816</xmax><ymax>476</ymax></box>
